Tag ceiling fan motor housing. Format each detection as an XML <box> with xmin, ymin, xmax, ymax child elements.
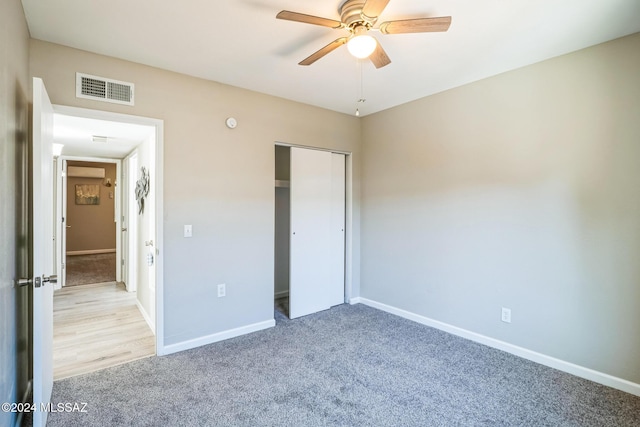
<box><xmin>340</xmin><ymin>0</ymin><xmax>376</xmax><ymax>30</ymax></box>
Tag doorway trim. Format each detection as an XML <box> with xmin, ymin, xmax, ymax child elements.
<box><xmin>56</xmin><ymin>156</ymin><xmax>122</xmax><ymax>287</ymax></box>
<box><xmin>53</xmin><ymin>105</ymin><xmax>166</xmax><ymax>355</ymax></box>
<box><xmin>274</xmin><ymin>141</ymin><xmax>354</xmax><ymax>304</ymax></box>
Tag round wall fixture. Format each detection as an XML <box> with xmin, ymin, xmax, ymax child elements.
<box><xmin>225</xmin><ymin>117</ymin><xmax>237</xmax><ymax>129</ymax></box>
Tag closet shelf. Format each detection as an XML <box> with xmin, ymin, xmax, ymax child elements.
<box><xmin>275</xmin><ymin>180</ymin><xmax>290</xmax><ymax>188</ymax></box>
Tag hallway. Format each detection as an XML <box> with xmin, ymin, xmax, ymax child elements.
<box><xmin>53</xmin><ymin>282</ymin><xmax>155</xmax><ymax>380</ymax></box>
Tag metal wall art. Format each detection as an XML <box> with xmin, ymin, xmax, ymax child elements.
<box><xmin>135</xmin><ymin>166</ymin><xmax>150</xmax><ymax>214</ymax></box>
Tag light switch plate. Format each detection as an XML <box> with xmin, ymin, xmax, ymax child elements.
<box><xmin>184</xmin><ymin>225</ymin><xmax>192</xmax><ymax>238</ymax></box>
<box><xmin>501</xmin><ymin>307</ymin><xmax>511</xmax><ymax>323</ymax></box>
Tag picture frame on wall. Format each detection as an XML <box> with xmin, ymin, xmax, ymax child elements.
<box><xmin>75</xmin><ymin>184</ymin><xmax>100</xmax><ymax>205</ymax></box>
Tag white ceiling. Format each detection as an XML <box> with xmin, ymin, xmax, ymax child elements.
<box><xmin>54</xmin><ymin>114</ymin><xmax>154</xmax><ymax>158</ymax></box>
<box><xmin>22</xmin><ymin>0</ymin><xmax>640</xmax><ymax>116</ymax></box>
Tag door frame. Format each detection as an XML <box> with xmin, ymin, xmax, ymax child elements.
<box><xmin>274</xmin><ymin>142</ymin><xmax>354</xmax><ymax>304</ymax></box>
<box><xmin>53</xmin><ymin>105</ymin><xmax>166</xmax><ymax>355</ymax></box>
<box><xmin>53</xmin><ymin>157</ymin><xmax>64</xmax><ymax>290</ymax></box>
<box><xmin>56</xmin><ymin>156</ymin><xmax>122</xmax><ymax>287</ymax></box>
<box><xmin>122</xmin><ymin>151</ymin><xmax>139</xmax><ymax>293</ymax></box>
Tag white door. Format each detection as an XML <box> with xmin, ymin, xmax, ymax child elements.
<box><xmin>329</xmin><ymin>153</ymin><xmax>345</xmax><ymax>306</ymax></box>
<box><xmin>289</xmin><ymin>147</ymin><xmax>345</xmax><ymax>319</ymax></box>
<box><xmin>32</xmin><ymin>77</ymin><xmax>55</xmax><ymax>427</ymax></box>
<box><xmin>121</xmin><ymin>159</ymin><xmax>129</xmax><ymax>289</ymax></box>
<box><xmin>53</xmin><ymin>158</ymin><xmax>63</xmax><ymax>290</ymax></box>
<box><xmin>126</xmin><ymin>153</ymin><xmax>138</xmax><ymax>292</ymax></box>
<box><xmin>60</xmin><ymin>159</ymin><xmax>68</xmax><ymax>288</ymax></box>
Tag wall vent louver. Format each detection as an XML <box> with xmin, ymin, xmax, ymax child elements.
<box><xmin>76</xmin><ymin>73</ymin><xmax>135</xmax><ymax>106</ymax></box>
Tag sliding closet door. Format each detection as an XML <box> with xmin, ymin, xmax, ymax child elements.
<box><xmin>290</xmin><ymin>147</ymin><xmax>333</xmax><ymax>319</ymax></box>
<box><xmin>328</xmin><ymin>153</ymin><xmax>345</xmax><ymax>307</ymax></box>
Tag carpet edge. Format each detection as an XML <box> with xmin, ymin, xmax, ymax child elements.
<box><xmin>162</xmin><ymin>319</ymin><xmax>276</xmax><ymax>356</ymax></box>
<box><xmin>355</xmin><ymin>297</ymin><xmax>640</xmax><ymax>397</ymax></box>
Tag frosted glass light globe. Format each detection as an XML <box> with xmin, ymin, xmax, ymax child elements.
<box><xmin>347</xmin><ymin>34</ymin><xmax>376</xmax><ymax>59</ymax></box>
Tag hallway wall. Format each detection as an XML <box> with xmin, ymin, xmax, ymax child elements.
<box><xmin>66</xmin><ymin>161</ymin><xmax>117</xmax><ymax>253</ymax></box>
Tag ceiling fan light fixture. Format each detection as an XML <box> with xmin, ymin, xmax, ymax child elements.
<box><xmin>347</xmin><ymin>26</ymin><xmax>376</xmax><ymax>59</ymax></box>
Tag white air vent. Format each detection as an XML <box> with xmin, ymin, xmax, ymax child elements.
<box><xmin>67</xmin><ymin>166</ymin><xmax>105</xmax><ymax>178</ymax></box>
<box><xmin>76</xmin><ymin>73</ymin><xmax>134</xmax><ymax>106</ymax></box>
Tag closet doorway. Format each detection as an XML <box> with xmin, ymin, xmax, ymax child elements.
<box><xmin>274</xmin><ymin>145</ymin><xmax>346</xmax><ymax>319</ymax></box>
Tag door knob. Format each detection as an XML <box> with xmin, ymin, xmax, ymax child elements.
<box><xmin>66</xmin><ymin>225</ymin><xmax>71</xmax><ymax>228</ymax></box>
<box><xmin>17</xmin><ymin>278</ymin><xmax>32</xmax><ymax>287</ymax></box>
<box><xmin>43</xmin><ymin>275</ymin><xmax>57</xmax><ymax>285</ymax></box>
<box><xmin>17</xmin><ymin>275</ymin><xmax>56</xmax><ymax>287</ymax></box>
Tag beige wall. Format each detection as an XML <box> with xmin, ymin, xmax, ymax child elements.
<box><xmin>30</xmin><ymin>39</ymin><xmax>362</xmax><ymax>345</ymax></box>
<box><xmin>66</xmin><ymin>161</ymin><xmax>117</xmax><ymax>252</ymax></box>
<box><xmin>0</xmin><ymin>0</ymin><xmax>31</xmax><ymax>424</ymax></box>
<box><xmin>361</xmin><ymin>33</ymin><xmax>640</xmax><ymax>384</ymax></box>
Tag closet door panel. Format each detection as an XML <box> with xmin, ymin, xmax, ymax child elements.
<box><xmin>289</xmin><ymin>147</ymin><xmax>333</xmax><ymax>318</ymax></box>
<box><xmin>329</xmin><ymin>153</ymin><xmax>345</xmax><ymax>307</ymax></box>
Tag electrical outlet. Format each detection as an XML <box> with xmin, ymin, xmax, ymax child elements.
<box><xmin>217</xmin><ymin>283</ymin><xmax>226</xmax><ymax>298</ymax></box>
<box><xmin>501</xmin><ymin>307</ymin><xmax>512</xmax><ymax>323</ymax></box>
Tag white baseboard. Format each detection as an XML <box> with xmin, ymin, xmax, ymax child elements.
<box><xmin>356</xmin><ymin>297</ymin><xmax>640</xmax><ymax>397</ymax></box>
<box><xmin>135</xmin><ymin>299</ymin><xmax>155</xmax><ymax>335</ymax></box>
<box><xmin>275</xmin><ymin>290</ymin><xmax>289</xmax><ymax>299</ymax></box>
<box><xmin>67</xmin><ymin>248</ymin><xmax>116</xmax><ymax>256</ymax></box>
<box><xmin>162</xmin><ymin>319</ymin><xmax>276</xmax><ymax>356</ymax></box>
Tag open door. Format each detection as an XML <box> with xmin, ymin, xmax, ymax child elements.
<box><xmin>31</xmin><ymin>77</ymin><xmax>55</xmax><ymax>426</ymax></box>
<box><xmin>54</xmin><ymin>158</ymin><xmax>67</xmax><ymax>289</ymax></box>
<box><xmin>120</xmin><ymin>158</ymin><xmax>129</xmax><ymax>288</ymax></box>
<box><xmin>124</xmin><ymin>152</ymin><xmax>138</xmax><ymax>292</ymax></box>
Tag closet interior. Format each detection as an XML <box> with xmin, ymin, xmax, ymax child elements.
<box><xmin>274</xmin><ymin>146</ymin><xmax>291</xmax><ymax>316</ymax></box>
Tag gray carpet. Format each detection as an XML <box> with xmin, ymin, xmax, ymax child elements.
<box><xmin>65</xmin><ymin>253</ymin><xmax>116</xmax><ymax>286</ymax></box>
<box><xmin>47</xmin><ymin>303</ymin><xmax>640</xmax><ymax>426</ymax></box>
<box><xmin>274</xmin><ymin>296</ymin><xmax>289</xmax><ymax>319</ymax></box>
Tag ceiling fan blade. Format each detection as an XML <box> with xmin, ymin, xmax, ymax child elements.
<box><xmin>276</xmin><ymin>11</ymin><xmax>343</xmax><ymax>29</ymax></box>
<box><xmin>361</xmin><ymin>0</ymin><xmax>391</xmax><ymax>20</ymax></box>
<box><xmin>299</xmin><ymin>38</ymin><xmax>348</xmax><ymax>66</ymax></box>
<box><xmin>369</xmin><ymin>41</ymin><xmax>391</xmax><ymax>69</ymax></box>
<box><xmin>379</xmin><ymin>16</ymin><xmax>452</xmax><ymax>34</ymax></box>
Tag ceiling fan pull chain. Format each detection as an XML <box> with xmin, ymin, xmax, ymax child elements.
<box><xmin>355</xmin><ymin>60</ymin><xmax>366</xmax><ymax>116</ymax></box>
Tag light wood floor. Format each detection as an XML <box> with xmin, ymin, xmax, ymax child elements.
<box><xmin>53</xmin><ymin>281</ymin><xmax>155</xmax><ymax>380</ymax></box>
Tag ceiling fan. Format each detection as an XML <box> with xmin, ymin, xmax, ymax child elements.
<box><xmin>276</xmin><ymin>0</ymin><xmax>451</xmax><ymax>69</ymax></box>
